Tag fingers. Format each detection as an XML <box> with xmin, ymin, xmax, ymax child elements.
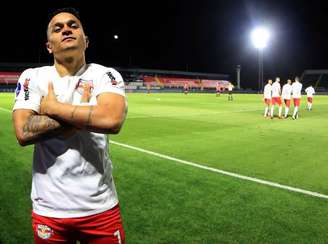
<box><xmin>81</xmin><ymin>83</ymin><xmax>92</xmax><ymax>103</ymax></box>
<box><xmin>48</xmin><ymin>82</ymin><xmax>54</xmax><ymax>93</ymax></box>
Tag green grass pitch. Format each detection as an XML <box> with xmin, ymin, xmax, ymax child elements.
<box><xmin>1</xmin><ymin>92</ymin><xmax>328</xmax><ymax>243</ymax></box>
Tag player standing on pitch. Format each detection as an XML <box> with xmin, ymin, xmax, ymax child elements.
<box><xmin>305</xmin><ymin>85</ymin><xmax>315</xmax><ymax>111</ymax></box>
<box><xmin>281</xmin><ymin>79</ymin><xmax>292</xmax><ymax>118</ymax></box>
<box><xmin>270</xmin><ymin>77</ymin><xmax>282</xmax><ymax>119</ymax></box>
<box><xmin>227</xmin><ymin>82</ymin><xmax>234</xmax><ymax>101</ymax></box>
<box><xmin>263</xmin><ymin>79</ymin><xmax>272</xmax><ymax>118</ymax></box>
<box><xmin>291</xmin><ymin>76</ymin><xmax>303</xmax><ymax>119</ymax></box>
<box><xmin>12</xmin><ymin>8</ymin><xmax>127</xmax><ymax>243</ymax></box>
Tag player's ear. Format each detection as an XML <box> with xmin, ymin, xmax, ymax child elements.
<box><xmin>46</xmin><ymin>42</ymin><xmax>53</xmax><ymax>54</ymax></box>
<box><xmin>85</xmin><ymin>36</ymin><xmax>89</xmax><ymax>48</ymax></box>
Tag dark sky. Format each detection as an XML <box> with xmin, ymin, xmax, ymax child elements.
<box><xmin>1</xmin><ymin>0</ymin><xmax>328</xmax><ymax>88</ymax></box>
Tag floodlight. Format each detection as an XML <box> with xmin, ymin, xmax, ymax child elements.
<box><xmin>251</xmin><ymin>27</ymin><xmax>270</xmax><ymax>49</ymax></box>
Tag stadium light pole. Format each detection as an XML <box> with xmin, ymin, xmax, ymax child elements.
<box><xmin>251</xmin><ymin>27</ymin><xmax>270</xmax><ymax>92</ymax></box>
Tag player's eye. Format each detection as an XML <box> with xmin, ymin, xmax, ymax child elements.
<box><xmin>69</xmin><ymin>22</ymin><xmax>79</xmax><ymax>29</ymax></box>
<box><xmin>53</xmin><ymin>26</ymin><xmax>62</xmax><ymax>33</ymax></box>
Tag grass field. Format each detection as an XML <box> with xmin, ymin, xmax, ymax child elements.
<box><xmin>1</xmin><ymin>92</ymin><xmax>328</xmax><ymax>243</ymax></box>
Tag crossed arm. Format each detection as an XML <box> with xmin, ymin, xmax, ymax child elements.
<box><xmin>13</xmin><ymin>83</ymin><xmax>127</xmax><ymax>146</ymax></box>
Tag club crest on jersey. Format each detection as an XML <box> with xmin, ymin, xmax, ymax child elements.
<box><xmin>23</xmin><ymin>78</ymin><xmax>30</xmax><ymax>100</ymax></box>
<box><xmin>106</xmin><ymin>72</ymin><xmax>117</xmax><ymax>85</ymax></box>
<box><xmin>76</xmin><ymin>79</ymin><xmax>94</xmax><ymax>95</ymax></box>
<box><xmin>37</xmin><ymin>224</ymin><xmax>53</xmax><ymax>239</ymax></box>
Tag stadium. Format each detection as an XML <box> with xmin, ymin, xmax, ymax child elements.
<box><xmin>1</xmin><ymin>1</ymin><xmax>328</xmax><ymax>244</ymax></box>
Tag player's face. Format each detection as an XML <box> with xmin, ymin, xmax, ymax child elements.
<box><xmin>46</xmin><ymin>12</ymin><xmax>88</xmax><ymax>56</ymax></box>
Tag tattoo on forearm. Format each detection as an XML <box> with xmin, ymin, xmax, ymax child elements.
<box><xmin>22</xmin><ymin>115</ymin><xmax>61</xmax><ymax>139</ymax></box>
<box><xmin>86</xmin><ymin>106</ymin><xmax>94</xmax><ymax>126</ymax></box>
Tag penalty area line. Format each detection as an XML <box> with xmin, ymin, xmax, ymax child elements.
<box><xmin>111</xmin><ymin>140</ymin><xmax>328</xmax><ymax>200</ymax></box>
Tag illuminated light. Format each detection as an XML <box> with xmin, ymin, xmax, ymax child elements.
<box><xmin>251</xmin><ymin>27</ymin><xmax>270</xmax><ymax>49</ymax></box>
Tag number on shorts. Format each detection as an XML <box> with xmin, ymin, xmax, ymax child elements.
<box><xmin>114</xmin><ymin>230</ymin><xmax>122</xmax><ymax>244</ymax></box>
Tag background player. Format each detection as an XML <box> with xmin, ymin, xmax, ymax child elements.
<box><xmin>305</xmin><ymin>85</ymin><xmax>315</xmax><ymax>110</ymax></box>
<box><xmin>270</xmin><ymin>77</ymin><xmax>282</xmax><ymax>118</ymax></box>
<box><xmin>291</xmin><ymin>76</ymin><xmax>303</xmax><ymax>119</ymax></box>
<box><xmin>281</xmin><ymin>79</ymin><xmax>292</xmax><ymax>118</ymax></box>
<box><xmin>227</xmin><ymin>82</ymin><xmax>234</xmax><ymax>101</ymax></box>
<box><xmin>263</xmin><ymin>79</ymin><xmax>272</xmax><ymax>118</ymax></box>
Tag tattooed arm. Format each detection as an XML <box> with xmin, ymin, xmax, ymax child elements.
<box><xmin>41</xmin><ymin>83</ymin><xmax>127</xmax><ymax>134</ymax></box>
<box><xmin>12</xmin><ymin>109</ymin><xmax>73</xmax><ymax>146</ymax></box>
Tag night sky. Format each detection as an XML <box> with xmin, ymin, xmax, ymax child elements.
<box><xmin>2</xmin><ymin>0</ymin><xmax>328</xmax><ymax>88</ymax></box>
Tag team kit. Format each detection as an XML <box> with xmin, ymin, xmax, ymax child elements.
<box><xmin>263</xmin><ymin>77</ymin><xmax>315</xmax><ymax>119</ymax></box>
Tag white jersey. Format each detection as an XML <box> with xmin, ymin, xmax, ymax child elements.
<box><xmin>292</xmin><ymin>81</ymin><xmax>303</xmax><ymax>98</ymax></box>
<box><xmin>13</xmin><ymin>63</ymin><xmax>126</xmax><ymax>218</ymax></box>
<box><xmin>271</xmin><ymin>82</ymin><xmax>281</xmax><ymax>97</ymax></box>
<box><xmin>305</xmin><ymin>86</ymin><xmax>315</xmax><ymax>97</ymax></box>
<box><xmin>281</xmin><ymin>84</ymin><xmax>292</xmax><ymax>100</ymax></box>
<box><xmin>263</xmin><ymin>83</ymin><xmax>272</xmax><ymax>99</ymax></box>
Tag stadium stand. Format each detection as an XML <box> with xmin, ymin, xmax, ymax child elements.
<box><xmin>301</xmin><ymin>69</ymin><xmax>328</xmax><ymax>94</ymax></box>
<box><xmin>0</xmin><ymin>63</ymin><xmax>231</xmax><ymax>93</ymax></box>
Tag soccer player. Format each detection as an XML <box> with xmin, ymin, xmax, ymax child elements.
<box><xmin>281</xmin><ymin>79</ymin><xmax>292</xmax><ymax>118</ymax></box>
<box><xmin>227</xmin><ymin>82</ymin><xmax>234</xmax><ymax>101</ymax></box>
<box><xmin>12</xmin><ymin>8</ymin><xmax>127</xmax><ymax>243</ymax></box>
<box><xmin>270</xmin><ymin>77</ymin><xmax>282</xmax><ymax>118</ymax></box>
<box><xmin>184</xmin><ymin>82</ymin><xmax>189</xmax><ymax>95</ymax></box>
<box><xmin>216</xmin><ymin>81</ymin><xmax>221</xmax><ymax>97</ymax></box>
<box><xmin>291</xmin><ymin>76</ymin><xmax>303</xmax><ymax>119</ymax></box>
<box><xmin>305</xmin><ymin>85</ymin><xmax>315</xmax><ymax>110</ymax></box>
<box><xmin>263</xmin><ymin>79</ymin><xmax>272</xmax><ymax>118</ymax></box>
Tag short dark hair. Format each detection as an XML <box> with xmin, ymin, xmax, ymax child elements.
<box><xmin>47</xmin><ymin>7</ymin><xmax>81</xmax><ymax>25</ymax></box>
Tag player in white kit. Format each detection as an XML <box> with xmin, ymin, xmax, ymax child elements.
<box><xmin>270</xmin><ymin>77</ymin><xmax>282</xmax><ymax>118</ymax></box>
<box><xmin>227</xmin><ymin>82</ymin><xmax>234</xmax><ymax>101</ymax></box>
<box><xmin>291</xmin><ymin>77</ymin><xmax>303</xmax><ymax>119</ymax></box>
<box><xmin>305</xmin><ymin>85</ymin><xmax>315</xmax><ymax>110</ymax></box>
<box><xmin>263</xmin><ymin>79</ymin><xmax>272</xmax><ymax>117</ymax></box>
<box><xmin>281</xmin><ymin>79</ymin><xmax>292</xmax><ymax>118</ymax></box>
<box><xmin>12</xmin><ymin>8</ymin><xmax>127</xmax><ymax>244</ymax></box>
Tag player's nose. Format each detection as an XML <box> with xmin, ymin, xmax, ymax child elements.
<box><xmin>62</xmin><ymin>25</ymin><xmax>73</xmax><ymax>36</ymax></box>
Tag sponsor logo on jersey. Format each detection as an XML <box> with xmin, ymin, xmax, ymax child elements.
<box><xmin>23</xmin><ymin>78</ymin><xmax>30</xmax><ymax>100</ymax></box>
<box><xmin>37</xmin><ymin>224</ymin><xmax>53</xmax><ymax>240</ymax></box>
<box><xmin>15</xmin><ymin>82</ymin><xmax>21</xmax><ymax>97</ymax></box>
<box><xmin>106</xmin><ymin>72</ymin><xmax>117</xmax><ymax>85</ymax></box>
<box><xmin>76</xmin><ymin>79</ymin><xmax>94</xmax><ymax>95</ymax></box>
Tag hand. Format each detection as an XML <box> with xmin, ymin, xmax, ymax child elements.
<box><xmin>40</xmin><ymin>82</ymin><xmax>58</xmax><ymax>115</ymax></box>
<box><xmin>81</xmin><ymin>83</ymin><xmax>92</xmax><ymax>103</ymax></box>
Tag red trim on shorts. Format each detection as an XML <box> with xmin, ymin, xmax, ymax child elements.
<box><xmin>272</xmin><ymin>97</ymin><xmax>282</xmax><ymax>106</ymax></box>
<box><xmin>264</xmin><ymin>98</ymin><xmax>271</xmax><ymax>105</ymax></box>
<box><xmin>293</xmin><ymin>98</ymin><xmax>300</xmax><ymax>107</ymax></box>
<box><xmin>32</xmin><ymin>205</ymin><xmax>125</xmax><ymax>244</ymax></box>
<box><xmin>284</xmin><ymin>99</ymin><xmax>290</xmax><ymax>108</ymax></box>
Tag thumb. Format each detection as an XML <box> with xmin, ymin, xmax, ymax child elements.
<box><xmin>48</xmin><ymin>82</ymin><xmax>54</xmax><ymax>93</ymax></box>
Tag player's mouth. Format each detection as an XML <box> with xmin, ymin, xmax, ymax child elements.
<box><xmin>62</xmin><ymin>37</ymin><xmax>76</xmax><ymax>42</ymax></box>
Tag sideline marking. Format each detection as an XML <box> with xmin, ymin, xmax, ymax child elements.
<box><xmin>0</xmin><ymin>107</ymin><xmax>11</xmax><ymax>113</ymax></box>
<box><xmin>111</xmin><ymin>140</ymin><xmax>328</xmax><ymax>200</ymax></box>
<box><xmin>2</xmin><ymin>107</ymin><xmax>326</xmax><ymax>200</ymax></box>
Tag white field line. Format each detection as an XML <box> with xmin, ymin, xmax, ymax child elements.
<box><xmin>128</xmin><ymin>108</ymin><xmax>262</xmax><ymax>119</ymax></box>
<box><xmin>111</xmin><ymin>140</ymin><xmax>328</xmax><ymax>200</ymax></box>
<box><xmin>0</xmin><ymin>107</ymin><xmax>11</xmax><ymax>113</ymax></box>
<box><xmin>2</xmin><ymin>106</ymin><xmax>326</xmax><ymax>200</ymax></box>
